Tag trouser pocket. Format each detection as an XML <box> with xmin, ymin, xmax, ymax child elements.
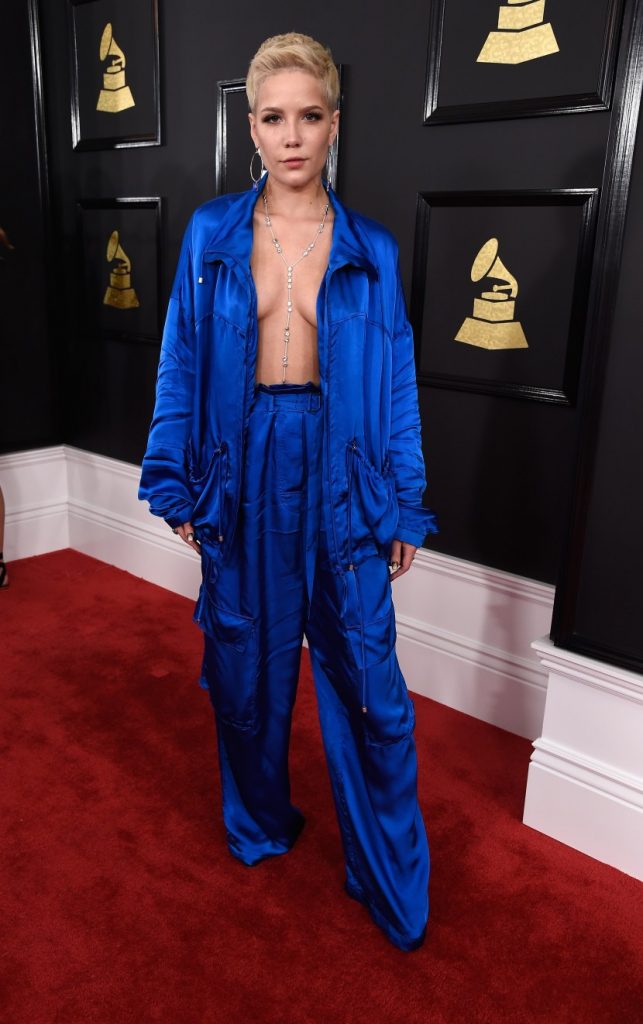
<box><xmin>198</xmin><ymin>591</ymin><xmax>260</xmax><ymax>732</ymax></box>
<box><xmin>341</xmin><ymin>558</ymin><xmax>416</xmax><ymax>746</ymax></box>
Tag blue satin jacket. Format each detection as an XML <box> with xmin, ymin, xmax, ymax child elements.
<box><xmin>138</xmin><ymin>173</ymin><xmax>438</xmax><ymax>571</ymax></box>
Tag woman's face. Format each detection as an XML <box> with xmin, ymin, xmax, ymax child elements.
<box><xmin>248</xmin><ymin>69</ymin><xmax>339</xmax><ymax>191</ymax></box>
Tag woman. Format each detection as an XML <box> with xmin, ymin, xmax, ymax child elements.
<box><xmin>139</xmin><ymin>32</ymin><xmax>438</xmax><ymax>952</ymax></box>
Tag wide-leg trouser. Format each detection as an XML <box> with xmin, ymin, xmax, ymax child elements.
<box><xmin>198</xmin><ymin>380</ymin><xmax>430</xmax><ymax>952</ymax></box>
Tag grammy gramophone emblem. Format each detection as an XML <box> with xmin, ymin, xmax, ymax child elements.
<box><xmin>103</xmin><ymin>231</ymin><xmax>140</xmax><ymax>309</ymax></box>
<box><xmin>96</xmin><ymin>23</ymin><xmax>135</xmax><ymax>113</ymax></box>
<box><xmin>454</xmin><ymin>238</ymin><xmax>527</xmax><ymax>350</ymax></box>
<box><xmin>477</xmin><ymin>0</ymin><xmax>559</xmax><ymax>64</ymax></box>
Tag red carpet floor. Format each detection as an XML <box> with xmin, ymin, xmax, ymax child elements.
<box><xmin>1</xmin><ymin>549</ymin><xmax>642</xmax><ymax>1024</ymax></box>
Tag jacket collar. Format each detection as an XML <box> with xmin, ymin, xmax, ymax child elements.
<box><xmin>202</xmin><ymin>171</ymin><xmax>379</xmax><ymax>279</ymax></box>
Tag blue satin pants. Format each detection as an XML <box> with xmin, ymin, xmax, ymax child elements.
<box><xmin>197</xmin><ymin>380</ymin><xmax>430</xmax><ymax>952</ymax></box>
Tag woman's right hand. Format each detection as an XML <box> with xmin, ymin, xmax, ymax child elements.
<box><xmin>175</xmin><ymin>521</ymin><xmax>201</xmax><ymax>555</ymax></box>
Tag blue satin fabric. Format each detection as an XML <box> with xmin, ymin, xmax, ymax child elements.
<box><xmin>196</xmin><ymin>380</ymin><xmax>429</xmax><ymax>952</ymax></box>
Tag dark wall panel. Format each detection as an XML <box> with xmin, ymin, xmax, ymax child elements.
<box><xmin>0</xmin><ymin>0</ymin><xmax>58</xmax><ymax>453</ymax></box>
<box><xmin>567</xmin><ymin>104</ymin><xmax>643</xmax><ymax>664</ymax></box>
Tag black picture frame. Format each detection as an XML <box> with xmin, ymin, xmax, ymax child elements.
<box><xmin>424</xmin><ymin>0</ymin><xmax>625</xmax><ymax>125</ymax></box>
<box><xmin>76</xmin><ymin>197</ymin><xmax>163</xmax><ymax>344</ymax></box>
<box><xmin>69</xmin><ymin>0</ymin><xmax>161</xmax><ymax>150</ymax></box>
<box><xmin>214</xmin><ymin>65</ymin><xmax>345</xmax><ymax>196</ymax></box>
<box><xmin>410</xmin><ymin>188</ymin><xmax>599</xmax><ymax>404</ymax></box>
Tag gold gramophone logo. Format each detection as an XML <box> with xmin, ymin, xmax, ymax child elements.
<box><xmin>103</xmin><ymin>231</ymin><xmax>140</xmax><ymax>309</ymax></box>
<box><xmin>96</xmin><ymin>23</ymin><xmax>135</xmax><ymax>112</ymax></box>
<box><xmin>455</xmin><ymin>238</ymin><xmax>527</xmax><ymax>350</ymax></box>
<box><xmin>477</xmin><ymin>0</ymin><xmax>559</xmax><ymax>64</ymax></box>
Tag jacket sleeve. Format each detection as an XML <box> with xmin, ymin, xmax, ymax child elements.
<box><xmin>388</xmin><ymin>248</ymin><xmax>439</xmax><ymax>547</ymax></box>
<box><xmin>138</xmin><ymin>214</ymin><xmax>197</xmax><ymax>529</ymax></box>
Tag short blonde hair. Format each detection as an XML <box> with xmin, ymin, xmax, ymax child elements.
<box><xmin>246</xmin><ymin>32</ymin><xmax>339</xmax><ymax>113</ymax></box>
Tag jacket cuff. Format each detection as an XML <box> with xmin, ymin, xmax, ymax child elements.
<box><xmin>395</xmin><ymin>505</ymin><xmax>439</xmax><ymax>548</ymax></box>
<box><xmin>394</xmin><ymin>526</ymin><xmax>430</xmax><ymax>548</ymax></box>
<box><xmin>162</xmin><ymin>503</ymin><xmax>195</xmax><ymax>529</ymax></box>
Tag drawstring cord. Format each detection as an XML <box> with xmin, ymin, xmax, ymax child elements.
<box><xmin>217</xmin><ymin>443</ymin><xmax>226</xmax><ymax>542</ymax></box>
<box><xmin>347</xmin><ymin>437</ymin><xmax>368</xmax><ymax>716</ymax></box>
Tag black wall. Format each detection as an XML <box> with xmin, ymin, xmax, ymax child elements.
<box><xmin>551</xmin><ymin>5</ymin><xmax>643</xmax><ymax>673</ymax></box>
<box><xmin>1</xmin><ymin>0</ymin><xmax>59</xmax><ymax>452</ymax></box>
<box><xmin>8</xmin><ymin>0</ymin><xmax>643</xmax><ymax>652</ymax></box>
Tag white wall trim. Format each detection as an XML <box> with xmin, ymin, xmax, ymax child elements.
<box><xmin>531</xmin><ymin>737</ymin><xmax>643</xmax><ymax>809</ymax></box>
<box><xmin>1</xmin><ymin>444</ymin><xmax>555</xmax><ymax>739</ymax></box>
<box><xmin>2</xmin><ymin>445</ymin><xmax>69</xmax><ymax>556</ymax></box>
<box><xmin>533</xmin><ymin>641</ymin><xmax>643</xmax><ymax>705</ymax></box>
<box><xmin>524</xmin><ymin>636</ymin><xmax>643</xmax><ymax>881</ymax></box>
<box><xmin>412</xmin><ymin>547</ymin><xmax>554</xmax><ymax>607</ymax></box>
<box><xmin>399</xmin><ymin>611</ymin><xmax>547</xmax><ymax>694</ymax></box>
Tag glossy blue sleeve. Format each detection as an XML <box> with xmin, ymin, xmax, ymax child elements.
<box><xmin>138</xmin><ymin>215</ymin><xmax>197</xmax><ymax>529</ymax></box>
<box><xmin>388</xmin><ymin>250</ymin><xmax>439</xmax><ymax>548</ymax></box>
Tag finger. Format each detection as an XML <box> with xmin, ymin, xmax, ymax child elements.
<box><xmin>185</xmin><ymin>531</ymin><xmax>201</xmax><ymax>555</ymax></box>
<box><xmin>388</xmin><ymin>538</ymin><xmax>402</xmax><ymax>581</ymax></box>
<box><xmin>389</xmin><ymin>540</ymin><xmax>416</xmax><ymax>581</ymax></box>
<box><xmin>401</xmin><ymin>542</ymin><xmax>416</xmax><ymax>572</ymax></box>
<box><xmin>177</xmin><ymin>523</ymin><xmax>201</xmax><ymax>556</ymax></box>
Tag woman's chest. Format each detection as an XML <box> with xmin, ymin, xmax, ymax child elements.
<box><xmin>249</xmin><ymin>218</ymin><xmax>333</xmax><ymax>328</ymax></box>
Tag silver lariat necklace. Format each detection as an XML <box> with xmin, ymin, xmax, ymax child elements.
<box><xmin>262</xmin><ymin>184</ymin><xmax>330</xmax><ymax>383</ymax></box>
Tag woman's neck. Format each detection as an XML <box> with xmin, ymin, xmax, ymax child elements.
<box><xmin>262</xmin><ymin>175</ymin><xmax>329</xmax><ymax>220</ymax></box>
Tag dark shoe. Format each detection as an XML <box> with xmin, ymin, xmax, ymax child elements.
<box><xmin>0</xmin><ymin>553</ymin><xmax>8</xmax><ymax>589</ymax></box>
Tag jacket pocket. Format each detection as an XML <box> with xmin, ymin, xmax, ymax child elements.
<box><xmin>198</xmin><ymin>583</ymin><xmax>259</xmax><ymax>732</ymax></box>
<box><xmin>346</xmin><ymin>438</ymin><xmax>399</xmax><ymax>556</ymax></box>
<box><xmin>187</xmin><ymin>438</ymin><xmax>228</xmax><ymax>540</ymax></box>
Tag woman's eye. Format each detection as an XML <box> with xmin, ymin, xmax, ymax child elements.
<box><xmin>261</xmin><ymin>112</ymin><xmax>323</xmax><ymax>124</ymax></box>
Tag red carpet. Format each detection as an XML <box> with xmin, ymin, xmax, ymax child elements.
<box><xmin>2</xmin><ymin>549</ymin><xmax>642</xmax><ymax>1023</ymax></box>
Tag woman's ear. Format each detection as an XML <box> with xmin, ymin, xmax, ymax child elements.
<box><xmin>329</xmin><ymin>108</ymin><xmax>340</xmax><ymax>145</ymax></box>
<box><xmin>248</xmin><ymin>111</ymin><xmax>257</xmax><ymax>148</ymax></box>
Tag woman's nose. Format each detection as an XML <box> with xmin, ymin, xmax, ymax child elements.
<box><xmin>283</xmin><ymin>119</ymin><xmax>303</xmax><ymax>146</ymax></box>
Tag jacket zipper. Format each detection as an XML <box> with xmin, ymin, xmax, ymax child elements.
<box><xmin>323</xmin><ymin>267</ymin><xmax>343</xmax><ymax>575</ymax></box>
<box><xmin>201</xmin><ymin>250</ymin><xmax>254</xmax><ymax>556</ymax></box>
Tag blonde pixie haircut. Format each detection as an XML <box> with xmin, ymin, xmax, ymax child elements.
<box><xmin>246</xmin><ymin>32</ymin><xmax>339</xmax><ymax>114</ymax></box>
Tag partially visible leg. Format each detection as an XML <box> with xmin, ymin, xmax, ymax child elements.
<box><xmin>306</xmin><ymin>528</ymin><xmax>430</xmax><ymax>951</ymax></box>
<box><xmin>0</xmin><ymin>485</ymin><xmax>8</xmax><ymax>589</ymax></box>
<box><xmin>199</xmin><ymin>384</ymin><xmax>322</xmax><ymax>866</ymax></box>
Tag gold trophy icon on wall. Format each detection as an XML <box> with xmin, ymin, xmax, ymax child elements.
<box><xmin>455</xmin><ymin>238</ymin><xmax>527</xmax><ymax>350</ymax></box>
<box><xmin>477</xmin><ymin>0</ymin><xmax>559</xmax><ymax>64</ymax></box>
<box><xmin>103</xmin><ymin>231</ymin><xmax>140</xmax><ymax>309</ymax></box>
<box><xmin>96</xmin><ymin>23</ymin><xmax>135</xmax><ymax>112</ymax></box>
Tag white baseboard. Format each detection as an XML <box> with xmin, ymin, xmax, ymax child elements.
<box><xmin>65</xmin><ymin>446</ymin><xmax>202</xmax><ymax>599</ymax></box>
<box><xmin>524</xmin><ymin>637</ymin><xmax>643</xmax><ymax>881</ymax></box>
<box><xmin>392</xmin><ymin>552</ymin><xmax>552</xmax><ymax>739</ymax></box>
<box><xmin>1</xmin><ymin>446</ymin><xmax>69</xmax><ymax>557</ymax></box>
<box><xmin>1</xmin><ymin>445</ymin><xmax>554</xmax><ymax>739</ymax></box>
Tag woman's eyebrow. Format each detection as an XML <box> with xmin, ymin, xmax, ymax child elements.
<box><xmin>259</xmin><ymin>104</ymin><xmax>325</xmax><ymax>113</ymax></box>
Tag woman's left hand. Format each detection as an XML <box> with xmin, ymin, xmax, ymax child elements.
<box><xmin>388</xmin><ymin>539</ymin><xmax>417</xmax><ymax>581</ymax></box>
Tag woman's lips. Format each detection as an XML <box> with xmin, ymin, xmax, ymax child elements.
<box><xmin>283</xmin><ymin>158</ymin><xmax>305</xmax><ymax>165</ymax></box>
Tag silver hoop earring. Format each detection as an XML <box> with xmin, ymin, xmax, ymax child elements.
<box><xmin>250</xmin><ymin>147</ymin><xmax>267</xmax><ymax>190</ymax></box>
<box><xmin>324</xmin><ymin>148</ymin><xmax>333</xmax><ymax>192</ymax></box>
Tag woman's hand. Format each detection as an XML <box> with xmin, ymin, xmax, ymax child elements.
<box><xmin>175</xmin><ymin>521</ymin><xmax>201</xmax><ymax>556</ymax></box>
<box><xmin>388</xmin><ymin>539</ymin><xmax>417</xmax><ymax>581</ymax></box>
